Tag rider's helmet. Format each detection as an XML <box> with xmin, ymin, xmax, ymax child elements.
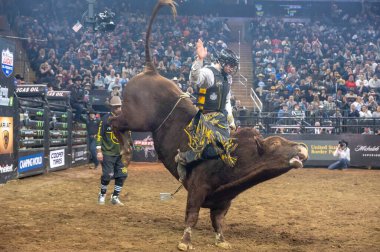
<box><xmin>217</xmin><ymin>48</ymin><xmax>239</xmax><ymax>74</ymax></box>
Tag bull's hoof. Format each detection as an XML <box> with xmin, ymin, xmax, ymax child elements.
<box><xmin>177</xmin><ymin>242</ymin><xmax>194</xmax><ymax>251</ymax></box>
<box><xmin>215</xmin><ymin>241</ymin><xmax>232</xmax><ymax>249</ymax></box>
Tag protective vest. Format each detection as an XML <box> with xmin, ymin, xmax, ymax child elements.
<box><xmin>196</xmin><ymin>66</ymin><xmax>230</xmax><ymax>112</ymax></box>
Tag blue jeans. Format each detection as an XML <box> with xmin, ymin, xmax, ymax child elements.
<box><xmin>328</xmin><ymin>158</ymin><xmax>349</xmax><ymax>170</ymax></box>
<box><xmin>89</xmin><ymin>136</ymin><xmax>99</xmax><ymax>166</ymax></box>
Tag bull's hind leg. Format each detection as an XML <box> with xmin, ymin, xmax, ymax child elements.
<box><xmin>177</xmin><ymin>187</ymin><xmax>208</xmax><ymax>251</ymax></box>
<box><xmin>211</xmin><ymin>201</ymin><xmax>232</xmax><ymax>249</ymax></box>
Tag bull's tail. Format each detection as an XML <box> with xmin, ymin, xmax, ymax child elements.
<box><xmin>145</xmin><ymin>0</ymin><xmax>177</xmax><ymax>73</ymax></box>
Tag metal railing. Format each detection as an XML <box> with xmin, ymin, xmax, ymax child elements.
<box><xmin>249</xmin><ymin>88</ymin><xmax>263</xmax><ymax>113</ymax></box>
<box><xmin>234</xmin><ymin>113</ymin><xmax>380</xmax><ymax>135</ymax></box>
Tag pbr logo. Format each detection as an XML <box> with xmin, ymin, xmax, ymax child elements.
<box><xmin>1</xmin><ymin>49</ymin><xmax>14</xmax><ymax>78</ymax></box>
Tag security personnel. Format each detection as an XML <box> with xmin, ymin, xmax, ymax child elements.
<box><xmin>175</xmin><ymin>39</ymin><xmax>239</xmax><ymax>183</ymax></box>
<box><xmin>96</xmin><ymin>96</ymin><xmax>132</xmax><ymax>205</ymax></box>
<box><xmin>86</xmin><ymin>109</ymin><xmax>101</xmax><ymax>169</ymax></box>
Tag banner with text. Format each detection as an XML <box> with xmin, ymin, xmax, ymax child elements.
<box><xmin>270</xmin><ymin>134</ymin><xmax>380</xmax><ymax>168</ymax></box>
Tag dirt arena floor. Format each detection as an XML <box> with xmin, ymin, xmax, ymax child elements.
<box><xmin>0</xmin><ymin>163</ymin><xmax>379</xmax><ymax>252</ymax></box>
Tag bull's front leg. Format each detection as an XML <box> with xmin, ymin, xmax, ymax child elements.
<box><xmin>177</xmin><ymin>188</ymin><xmax>207</xmax><ymax>251</ymax></box>
<box><xmin>210</xmin><ymin>201</ymin><xmax>232</xmax><ymax>249</ymax></box>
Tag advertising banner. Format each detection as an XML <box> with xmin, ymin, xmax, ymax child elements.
<box><xmin>270</xmin><ymin>134</ymin><xmax>380</xmax><ymax>168</ymax></box>
<box><xmin>131</xmin><ymin>132</ymin><xmax>158</xmax><ymax>162</ymax></box>
<box><xmin>18</xmin><ymin>152</ymin><xmax>44</xmax><ymax>173</ymax></box>
<box><xmin>71</xmin><ymin>145</ymin><xmax>88</xmax><ymax>165</ymax></box>
<box><xmin>347</xmin><ymin>135</ymin><xmax>380</xmax><ymax>167</ymax></box>
<box><xmin>0</xmin><ymin>116</ymin><xmax>13</xmax><ymax>154</ymax></box>
<box><xmin>49</xmin><ymin>149</ymin><xmax>65</xmax><ymax>169</ymax></box>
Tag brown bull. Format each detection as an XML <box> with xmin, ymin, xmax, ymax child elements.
<box><xmin>111</xmin><ymin>0</ymin><xmax>308</xmax><ymax>250</ymax></box>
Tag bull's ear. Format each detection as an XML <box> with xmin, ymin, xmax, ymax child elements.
<box><xmin>254</xmin><ymin>136</ymin><xmax>264</xmax><ymax>156</ymax></box>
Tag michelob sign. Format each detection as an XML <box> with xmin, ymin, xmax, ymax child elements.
<box><xmin>0</xmin><ymin>117</ymin><xmax>13</xmax><ymax>154</ymax></box>
<box><xmin>1</xmin><ymin>48</ymin><xmax>13</xmax><ymax>78</ymax></box>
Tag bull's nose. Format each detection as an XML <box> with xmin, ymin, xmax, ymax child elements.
<box><xmin>298</xmin><ymin>144</ymin><xmax>309</xmax><ymax>161</ymax></box>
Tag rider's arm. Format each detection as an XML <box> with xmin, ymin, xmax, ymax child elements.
<box><xmin>189</xmin><ymin>59</ymin><xmax>214</xmax><ymax>88</ymax></box>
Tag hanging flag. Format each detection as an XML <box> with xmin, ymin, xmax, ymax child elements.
<box><xmin>72</xmin><ymin>22</ymin><xmax>83</xmax><ymax>32</ymax></box>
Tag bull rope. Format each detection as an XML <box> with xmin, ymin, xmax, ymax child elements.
<box><xmin>154</xmin><ymin>93</ymin><xmax>190</xmax><ymax>133</ymax></box>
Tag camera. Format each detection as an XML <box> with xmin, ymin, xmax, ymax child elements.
<box><xmin>339</xmin><ymin>140</ymin><xmax>347</xmax><ymax>148</ymax></box>
<box><xmin>94</xmin><ymin>10</ymin><xmax>116</xmax><ymax>32</ymax></box>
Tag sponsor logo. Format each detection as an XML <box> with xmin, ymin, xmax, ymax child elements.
<box><xmin>0</xmin><ymin>164</ymin><xmax>13</xmax><ymax>174</ymax></box>
<box><xmin>15</xmin><ymin>86</ymin><xmax>44</xmax><ymax>93</ymax></box>
<box><xmin>74</xmin><ymin>149</ymin><xmax>87</xmax><ymax>161</ymax></box>
<box><xmin>0</xmin><ymin>117</ymin><xmax>13</xmax><ymax>154</ymax></box>
<box><xmin>0</xmin><ymin>85</ymin><xmax>10</xmax><ymax>106</ymax></box>
<box><xmin>354</xmin><ymin>145</ymin><xmax>380</xmax><ymax>152</ymax></box>
<box><xmin>1</xmin><ymin>48</ymin><xmax>14</xmax><ymax>77</ymax></box>
<box><xmin>133</xmin><ymin>135</ymin><xmax>155</xmax><ymax>158</ymax></box>
<box><xmin>18</xmin><ymin>153</ymin><xmax>44</xmax><ymax>172</ymax></box>
<box><xmin>209</xmin><ymin>92</ymin><xmax>217</xmax><ymax>101</ymax></box>
<box><xmin>50</xmin><ymin>149</ymin><xmax>65</xmax><ymax>168</ymax></box>
<box><xmin>47</xmin><ymin>91</ymin><xmax>69</xmax><ymax>97</ymax></box>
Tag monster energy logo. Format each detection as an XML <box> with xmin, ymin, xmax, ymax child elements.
<box><xmin>36</xmin><ymin>121</ymin><xmax>44</xmax><ymax>128</ymax></box>
<box><xmin>61</xmin><ymin>113</ymin><xmax>67</xmax><ymax>118</ymax></box>
<box><xmin>36</xmin><ymin>111</ymin><xmax>44</xmax><ymax>116</ymax></box>
<box><xmin>62</xmin><ymin>123</ymin><xmax>67</xmax><ymax>129</ymax></box>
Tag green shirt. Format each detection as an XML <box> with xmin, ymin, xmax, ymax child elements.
<box><xmin>96</xmin><ymin>112</ymin><xmax>120</xmax><ymax>156</ymax></box>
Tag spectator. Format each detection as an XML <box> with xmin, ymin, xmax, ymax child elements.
<box><xmin>372</xmin><ymin>106</ymin><xmax>380</xmax><ymax>118</ymax></box>
<box><xmin>359</xmin><ymin>105</ymin><xmax>373</xmax><ymax>118</ymax></box>
<box><xmin>362</xmin><ymin>127</ymin><xmax>374</xmax><ymax>135</ymax></box>
<box><xmin>94</xmin><ymin>72</ymin><xmax>105</xmax><ymax>89</ymax></box>
<box><xmin>104</xmin><ymin>69</ymin><xmax>116</xmax><ymax>89</ymax></box>
<box><xmin>68</xmin><ymin>75</ymin><xmax>86</xmax><ymax>122</ymax></box>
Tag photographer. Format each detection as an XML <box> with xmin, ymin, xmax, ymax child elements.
<box><xmin>328</xmin><ymin>140</ymin><xmax>350</xmax><ymax>170</ymax></box>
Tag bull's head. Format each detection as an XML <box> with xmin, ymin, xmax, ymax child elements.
<box><xmin>255</xmin><ymin>136</ymin><xmax>308</xmax><ymax>168</ymax></box>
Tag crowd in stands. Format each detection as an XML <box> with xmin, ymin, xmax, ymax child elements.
<box><xmin>249</xmin><ymin>2</ymin><xmax>380</xmax><ymax>134</ymax></box>
<box><xmin>12</xmin><ymin>0</ymin><xmax>231</xmax><ymax>121</ymax></box>
<box><xmin>10</xmin><ymin>1</ymin><xmax>380</xmax><ymax>134</ymax></box>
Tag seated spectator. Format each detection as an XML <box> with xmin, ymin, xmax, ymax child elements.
<box><xmin>277</xmin><ymin>104</ymin><xmax>290</xmax><ymax>124</ymax></box>
<box><xmin>347</xmin><ymin>103</ymin><xmax>360</xmax><ymax>118</ymax></box>
<box><xmin>104</xmin><ymin>69</ymin><xmax>116</xmax><ymax>89</ymax></box>
<box><xmin>345</xmin><ymin>87</ymin><xmax>357</xmax><ymax>102</ymax></box>
<box><xmin>291</xmin><ymin>104</ymin><xmax>305</xmax><ymax>124</ymax></box>
<box><xmin>362</xmin><ymin>127</ymin><xmax>374</xmax><ymax>135</ymax></box>
<box><xmin>352</xmin><ymin>96</ymin><xmax>364</xmax><ymax>111</ymax></box>
<box><xmin>372</xmin><ymin>106</ymin><xmax>380</xmax><ymax>118</ymax></box>
<box><xmin>286</xmin><ymin>95</ymin><xmax>297</xmax><ymax>110</ymax></box>
<box><xmin>368</xmin><ymin>75</ymin><xmax>380</xmax><ymax>91</ymax></box>
<box><xmin>345</xmin><ymin>74</ymin><xmax>356</xmax><ymax>89</ymax></box>
<box><xmin>314</xmin><ymin>121</ymin><xmax>322</xmax><ymax>134</ymax></box>
<box><xmin>108</xmin><ymin>76</ymin><xmax>121</xmax><ymax>92</ymax></box>
<box><xmin>366</xmin><ymin>95</ymin><xmax>378</xmax><ymax>112</ymax></box>
<box><xmin>110</xmin><ymin>84</ymin><xmax>122</xmax><ymax>98</ymax></box>
<box><xmin>323</xmin><ymin>96</ymin><xmax>336</xmax><ymax>115</ymax></box>
<box><xmin>93</xmin><ymin>72</ymin><xmax>105</xmax><ymax>90</ymax></box>
<box><xmin>359</xmin><ymin>105</ymin><xmax>373</xmax><ymax>118</ymax></box>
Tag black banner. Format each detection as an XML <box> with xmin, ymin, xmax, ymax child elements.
<box><xmin>271</xmin><ymin>134</ymin><xmax>380</xmax><ymax>168</ymax></box>
<box><xmin>71</xmin><ymin>145</ymin><xmax>89</xmax><ymax>165</ymax></box>
<box><xmin>0</xmin><ymin>38</ymin><xmax>16</xmax><ymax>183</ymax></box>
<box><xmin>131</xmin><ymin>132</ymin><xmax>158</xmax><ymax>162</ymax></box>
